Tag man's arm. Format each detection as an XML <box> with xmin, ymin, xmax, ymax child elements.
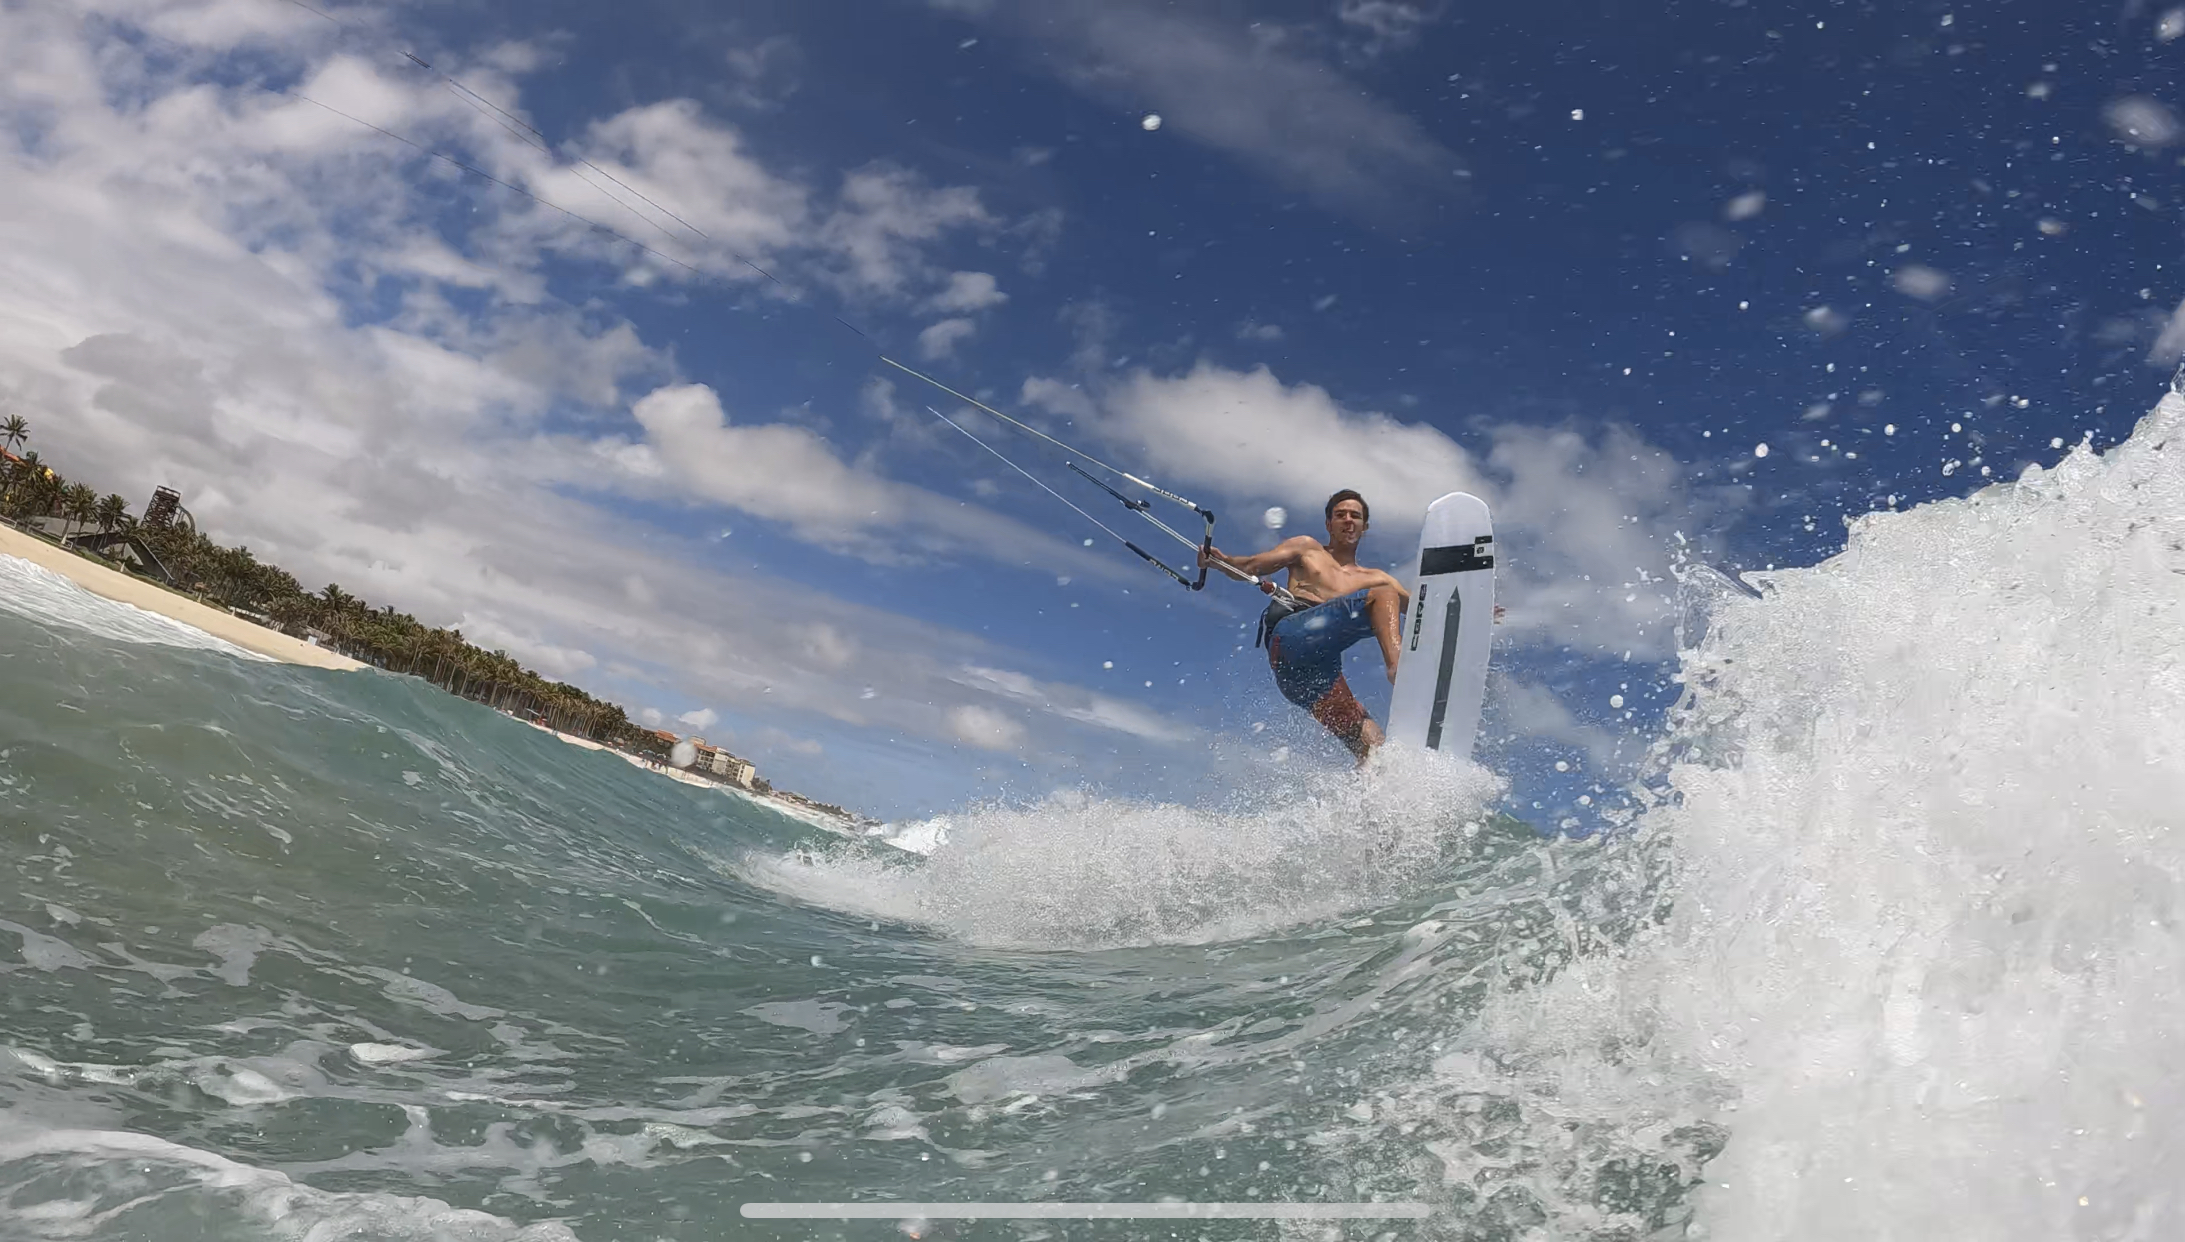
<box><xmin>1372</xmin><ymin>568</ymin><xmax>1412</xmax><ymax>611</ymax></box>
<box><xmin>1200</xmin><ymin>535</ymin><xmax>1316</xmax><ymax>581</ymax></box>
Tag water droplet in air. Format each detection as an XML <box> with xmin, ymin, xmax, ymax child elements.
<box><xmin>1263</xmin><ymin>506</ymin><xmax>1287</xmax><ymax>528</ymax></box>
<box><xmin>1141</xmin><ymin>113</ymin><xmax>1163</xmax><ymax>131</ymax></box>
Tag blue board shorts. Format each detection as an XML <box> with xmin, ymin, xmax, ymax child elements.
<box><xmin>1261</xmin><ymin>589</ymin><xmax>1376</xmax><ymax>711</ymax></box>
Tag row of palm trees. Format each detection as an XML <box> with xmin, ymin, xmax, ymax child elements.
<box><xmin>3</xmin><ymin>419</ymin><xmax>131</xmax><ymax>544</ymax></box>
<box><xmin>1</xmin><ymin>414</ymin><xmax>673</xmax><ymax>759</ymax></box>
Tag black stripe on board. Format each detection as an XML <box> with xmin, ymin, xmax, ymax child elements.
<box><xmin>1424</xmin><ymin>588</ymin><xmax>1463</xmax><ymax>750</ymax></box>
<box><xmin>1420</xmin><ymin>538</ymin><xmax>1494</xmax><ymax>576</ymax></box>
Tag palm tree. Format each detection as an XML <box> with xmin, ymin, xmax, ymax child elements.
<box><xmin>12</xmin><ymin>455</ymin><xmax>60</xmax><ymax>523</ymax></box>
<box><xmin>1</xmin><ymin>415</ymin><xmax>26</xmax><ymax>456</ymax></box>
<box><xmin>1</xmin><ymin>450</ymin><xmax>41</xmax><ymax>512</ymax></box>
<box><xmin>60</xmin><ymin>483</ymin><xmax>98</xmax><ymax>542</ymax></box>
<box><xmin>94</xmin><ymin>494</ymin><xmax>129</xmax><ymax>535</ymax></box>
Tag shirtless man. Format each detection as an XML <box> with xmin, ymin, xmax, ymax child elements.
<box><xmin>1199</xmin><ymin>490</ymin><xmax>1410</xmax><ymax>761</ymax></box>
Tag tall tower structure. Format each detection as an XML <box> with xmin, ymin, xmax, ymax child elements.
<box><xmin>143</xmin><ymin>486</ymin><xmax>181</xmax><ymax>530</ymax></box>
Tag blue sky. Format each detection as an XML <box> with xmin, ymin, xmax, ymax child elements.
<box><xmin>2</xmin><ymin>0</ymin><xmax>2175</xmax><ymax>819</ymax></box>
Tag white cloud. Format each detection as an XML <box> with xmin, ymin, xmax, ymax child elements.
<box><xmin>0</xmin><ymin>1</ymin><xmax>1193</xmax><ymax>811</ymax></box>
<box><xmin>918</xmin><ymin>316</ymin><xmax>978</xmax><ymax>358</ymax></box>
<box><xmin>1038</xmin><ymin>361</ymin><xmax>1701</xmax><ymax>656</ymax></box>
<box><xmin>761</xmin><ymin>727</ymin><xmax>825</xmax><ymax>756</ymax></box>
<box><xmin>942</xmin><ymin>0</ymin><xmax>1459</xmax><ymax>223</ymax></box>
<box><xmin>457</xmin><ymin>613</ymin><xmax>600</xmax><ymax>678</ymax></box>
<box><xmin>948</xmin><ymin>703</ymin><xmax>1027</xmax><ymax>750</ymax></box>
<box><xmin>929</xmin><ymin>270</ymin><xmax>1008</xmax><ymax>313</ymax></box>
<box><xmin>1236</xmin><ymin>320</ymin><xmax>1284</xmax><ymax>342</ymax></box>
<box><xmin>816</xmin><ymin>165</ymin><xmax>995</xmax><ymax>298</ymax></box>
<box><xmin>555</xmin><ymin>98</ymin><xmax>809</xmax><ymax>272</ymax></box>
<box><xmin>1092</xmin><ymin>362</ymin><xmax>1490</xmax><ymax>529</ymax></box>
<box><xmin>623</xmin><ymin>384</ymin><xmax>895</xmax><ymax>541</ymax></box>
<box><xmin>678</xmin><ymin>707</ymin><xmax>721</xmax><ymax>730</ymax></box>
<box><xmin>610</xmin><ymin>383</ymin><xmax>1121</xmax><ymax>572</ymax></box>
<box><xmin>1490</xmin><ymin>673</ymin><xmax>1625</xmax><ymax>772</ymax></box>
<box><xmin>719</xmin><ymin>34</ymin><xmax>803</xmax><ymax>111</ymax></box>
<box><xmin>955</xmin><ymin>665</ymin><xmax>1198</xmax><ymax>743</ymax></box>
<box><xmin>802</xmin><ymin>623</ymin><xmax>858</xmax><ymax>672</ymax></box>
<box><xmin>1336</xmin><ymin>0</ymin><xmax>1435</xmax><ymax>55</ymax></box>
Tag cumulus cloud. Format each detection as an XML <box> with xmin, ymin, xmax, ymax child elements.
<box><xmin>457</xmin><ymin>613</ymin><xmax>600</xmax><ymax>678</ymax></box>
<box><xmin>918</xmin><ymin>317</ymin><xmax>978</xmax><ymax>358</ymax></box>
<box><xmin>1236</xmin><ymin>321</ymin><xmax>1284</xmax><ymax>342</ymax></box>
<box><xmin>929</xmin><ymin>271</ymin><xmax>1009</xmax><ymax>313</ymax></box>
<box><xmin>816</xmin><ymin>166</ymin><xmax>995</xmax><ymax>298</ymax></box>
<box><xmin>0</xmin><ymin>0</ymin><xmax>1195</xmax><ymax>812</ymax></box>
<box><xmin>1030</xmin><ymin>361</ymin><xmax>1702</xmax><ymax>657</ymax></box>
<box><xmin>678</xmin><ymin>707</ymin><xmax>721</xmax><ymax>730</ymax></box>
<box><xmin>608</xmin><ymin>383</ymin><xmax>1121</xmax><ymax>573</ymax></box>
<box><xmin>1087</xmin><ymin>362</ymin><xmax>1491</xmax><ymax>529</ymax></box>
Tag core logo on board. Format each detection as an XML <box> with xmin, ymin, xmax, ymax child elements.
<box><xmin>1408</xmin><ymin>593</ymin><xmax>1426</xmax><ymax>651</ymax></box>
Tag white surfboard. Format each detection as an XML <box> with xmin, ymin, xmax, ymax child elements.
<box><xmin>1385</xmin><ymin>492</ymin><xmax>1495</xmax><ymax>757</ymax></box>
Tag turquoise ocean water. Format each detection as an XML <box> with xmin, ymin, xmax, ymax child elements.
<box><xmin>4</xmin><ymin>393</ymin><xmax>2184</xmax><ymax>1240</ymax></box>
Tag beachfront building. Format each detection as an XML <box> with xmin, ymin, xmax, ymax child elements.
<box><xmin>685</xmin><ymin>737</ymin><xmax>758</xmax><ymax>790</ymax></box>
<box><xmin>14</xmin><ymin>513</ymin><xmax>177</xmax><ymax>586</ymax></box>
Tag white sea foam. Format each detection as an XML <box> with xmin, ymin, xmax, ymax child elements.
<box><xmin>0</xmin><ymin>552</ymin><xmax>265</xmax><ymax>658</ymax></box>
<box><xmin>740</xmin><ymin>746</ymin><xmax>1502</xmax><ymax>949</ymax></box>
<box><xmin>0</xmin><ymin>1126</ymin><xmax>577</xmax><ymax>1240</ymax></box>
<box><xmin>1411</xmin><ymin>393</ymin><xmax>2185</xmax><ymax>1237</ymax></box>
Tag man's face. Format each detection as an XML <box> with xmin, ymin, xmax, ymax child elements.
<box><xmin>1326</xmin><ymin>499</ymin><xmax>1368</xmax><ymax>547</ymax></box>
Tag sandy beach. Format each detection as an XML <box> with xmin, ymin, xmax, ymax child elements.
<box><xmin>4</xmin><ymin>523</ymin><xmax>872</xmax><ymax>825</ymax></box>
<box><xmin>0</xmin><ymin>523</ymin><xmax>364</xmax><ymax>671</ymax></box>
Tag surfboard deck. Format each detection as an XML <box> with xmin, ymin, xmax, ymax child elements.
<box><xmin>1385</xmin><ymin>492</ymin><xmax>1495</xmax><ymax>757</ymax></box>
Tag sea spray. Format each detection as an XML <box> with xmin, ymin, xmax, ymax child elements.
<box><xmin>1406</xmin><ymin>393</ymin><xmax>2185</xmax><ymax>1240</ymax></box>
<box><xmin>6</xmin><ymin>395</ymin><xmax>2181</xmax><ymax>1239</ymax></box>
<box><xmin>738</xmin><ymin>745</ymin><xmax>1505</xmax><ymax>950</ymax></box>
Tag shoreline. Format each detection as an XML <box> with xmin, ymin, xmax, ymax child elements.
<box><xmin>6</xmin><ymin>523</ymin><xmax>872</xmax><ymax>825</ymax></box>
<box><xmin>0</xmin><ymin>523</ymin><xmax>364</xmax><ymax>671</ymax></box>
<box><xmin>518</xmin><ymin>720</ymin><xmax>866</xmax><ymax>833</ymax></box>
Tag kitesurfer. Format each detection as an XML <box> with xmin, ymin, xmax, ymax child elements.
<box><xmin>1199</xmin><ymin>490</ymin><xmax>1409</xmax><ymax>761</ymax></box>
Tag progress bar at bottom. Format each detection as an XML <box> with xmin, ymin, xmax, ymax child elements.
<box><xmin>740</xmin><ymin>1202</ymin><xmax>1431</xmax><ymax>1220</ymax></box>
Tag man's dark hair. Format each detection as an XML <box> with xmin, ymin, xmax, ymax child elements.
<box><xmin>1324</xmin><ymin>489</ymin><xmax>1369</xmax><ymax>523</ymax></box>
